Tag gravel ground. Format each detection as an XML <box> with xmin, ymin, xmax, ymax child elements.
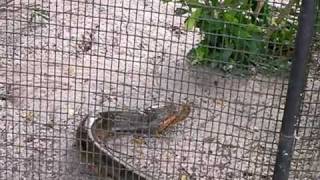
<box><xmin>0</xmin><ymin>0</ymin><xmax>319</xmax><ymax>179</ymax></box>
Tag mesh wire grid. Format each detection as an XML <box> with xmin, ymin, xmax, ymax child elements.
<box><xmin>290</xmin><ymin>0</ymin><xmax>320</xmax><ymax>179</ymax></box>
<box><xmin>0</xmin><ymin>0</ymin><xmax>319</xmax><ymax>179</ymax></box>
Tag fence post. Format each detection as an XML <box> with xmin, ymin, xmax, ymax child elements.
<box><xmin>273</xmin><ymin>0</ymin><xmax>316</xmax><ymax>180</ymax></box>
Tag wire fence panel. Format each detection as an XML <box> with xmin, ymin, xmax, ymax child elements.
<box><xmin>0</xmin><ymin>0</ymin><xmax>318</xmax><ymax>180</ymax></box>
<box><xmin>290</xmin><ymin>1</ymin><xmax>320</xmax><ymax>179</ymax></box>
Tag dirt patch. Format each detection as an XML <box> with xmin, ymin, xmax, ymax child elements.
<box><xmin>0</xmin><ymin>0</ymin><xmax>319</xmax><ymax>179</ymax></box>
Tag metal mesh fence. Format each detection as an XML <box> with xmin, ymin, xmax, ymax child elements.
<box><xmin>290</xmin><ymin>1</ymin><xmax>320</xmax><ymax>179</ymax></box>
<box><xmin>0</xmin><ymin>0</ymin><xmax>318</xmax><ymax>179</ymax></box>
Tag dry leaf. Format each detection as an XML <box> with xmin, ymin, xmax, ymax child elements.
<box><xmin>164</xmin><ymin>151</ymin><xmax>173</xmax><ymax>160</ymax></box>
<box><xmin>131</xmin><ymin>136</ymin><xmax>146</xmax><ymax>146</ymax></box>
<box><xmin>68</xmin><ymin>109</ymin><xmax>74</xmax><ymax>116</ymax></box>
<box><xmin>22</xmin><ymin>111</ymin><xmax>34</xmax><ymax>122</ymax></box>
<box><xmin>203</xmin><ymin>136</ymin><xmax>215</xmax><ymax>143</ymax></box>
<box><xmin>215</xmin><ymin>99</ymin><xmax>224</xmax><ymax>107</ymax></box>
<box><xmin>68</xmin><ymin>66</ymin><xmax>75</xmax><ymax>77</ymax></box>
<box><xmin>180</xmin><ymin>174</ymin><xmax>189</xmax><ymax>180</ymax></box>
<box><xmin>254</xmin><ymin>0</ymin><xmax>265</xmax><ymax>18</ymax></box>
<box><xmin>78</xmin><ymin>33</ymin><xmax>93</xmax><ymax>52</ymax></box>
<box><xmin>44</xmin><ymin>122</ymin><xmax>54</xmax><ymax>129</ymax></box>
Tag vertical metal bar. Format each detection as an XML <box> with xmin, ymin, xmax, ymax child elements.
<box><xmin>273</xmin><ymin>0</ymin><xmax>316</xmax><ymax>180</ymax></box>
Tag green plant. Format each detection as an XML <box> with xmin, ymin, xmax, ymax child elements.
<box><xmin>164</xmin><ymin>0</ymin><xmax>298</xmax><ymax>74</ymax></box>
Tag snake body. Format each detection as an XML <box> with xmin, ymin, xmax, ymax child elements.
<box><xmin>75</xmin><ymin>103</ymin><xmax>191</xmax><ymax>180</ymax></box>
<box><xmin>76</xmin><ymin>114</ymin><xmax>148</xmax><ymax>180</ymax></box>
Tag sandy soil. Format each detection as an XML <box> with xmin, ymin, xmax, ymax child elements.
<box><xmin>0</xmin><ymin>0</ymin><xmax>319</xmax><ymax>179</ymax></box>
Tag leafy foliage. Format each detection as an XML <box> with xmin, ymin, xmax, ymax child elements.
<box><xmin>164</xmin><ymin>0</ymin><xmax>298</xmax><ymax>74</ymax></box>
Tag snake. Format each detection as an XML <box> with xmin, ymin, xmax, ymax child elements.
<box><xmin>75</xmin><ymin>103</ymin><xmax>191</xmax><ymax>180</ymax></box>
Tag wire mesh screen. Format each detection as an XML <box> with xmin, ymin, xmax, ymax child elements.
<box><xmin>0</xmin><ymin>0</ymin><xmax>318</xmax><ymax>179</ymax></box>
<box><xmin>290</xmin><ymin>1</ymin><xmax>320</xmax><ymax>179</ymax></box>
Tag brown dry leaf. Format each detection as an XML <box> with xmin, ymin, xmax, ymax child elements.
<box><xmin>180</xmin><ymin>174</ymin><xmax>189</xmax><ymax>180</ymax></box>
<box><xmin>134</xmin><ymin>147</ymin><xmax>145</xmax><ymax>158</ymax></box>
<box><xmin>155</xmin><ymin>131</ymin><xmax>162</xmax><ymax>138</ymax></box>
<box><xmin>44</xmin><ymin>122</ymin><xmax>54</xmax><ymax>129</ymax></box>
<box><xmin>22</xmin><ymin>111</ymin><xmax>34</xmax><ymax>122</ymax></box>
<box><xmin>131</xmin><ymin>136</ymin><xmax>146</xmax><ymax>146</ymax></box>
<box><xmin>254</xmin><ymin>0</ymin><xmax>265</xmax><ymax>17</ymax></box>
<box><xmin>215</xmin><ymin>99</ymin><xmax>224</xmax><ymax>107</ymax></box>
<box><xmin>68</xmin><ymin>66</ymin><xmax>75</xmax><ymax>77</ymax></box>
<box><xmin>164</xmin><ymin>151</ymin><xmax>173</xmax><ymax>160</ymax></box>
<box><xmin>122</xmin><ymin>105</ymin><xmax>130</xmax><ymax>111</ymax></box>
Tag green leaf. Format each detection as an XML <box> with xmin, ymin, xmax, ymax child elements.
<box><xmin>169</xmin><ymin>0</ymin><xmax>293</xmax><ymax>75</ymax></box>
<box><xmin>185</xmin><ymin>8</ymin><xmax>203</xmax><ymax>30</ymax></box>
<box><xmin>247</xmin><ymin>24</ymin><xmax>262</xmax><ymax>34</ymax></box>
<box><xmin>210</xmin><ymin>0</ymin><xmax>219</xmax><ymax>6</ymax></box>
<box><xmin>222</xmin><ymin>49</ymin><xmax>233</xmax><ymax>61</ymax></box>
<box><xmin>185</xmin><ymin>17</ymin><xmax>196</xmax><ymax>30</ymax></box>
<box><xmin>245</xmin><ymin>40</ymin><xmax>259</xmax><ymax>53</ymax></box>
<box><xmin>237</xmin><ymin>28</ymin><xmax>251</xmax><ymax>38</ymax></box>
<box><xmin>223</xmin><ymin>0</ymin><xmax>238</xmax><ymax>7</ymax></box>
<box><xmin>223</xmin><ymin>12</ymin><xmax>238</xmax><ymax>23</ymax></box>
<box><xmin>161</xmin><ymin>0</ymin><xmax>173</xmax><ymax>3</ymax></box>
<box><xmin>185</xmin><ymin>0</ymin><xmax>203</xmax><ymax>8</ymax></box>
<box><xmin>195</xmin><ymin>46</ymin><xmax>209</xmax><ymax>60</ymax></box>
<box><xmin>201</xmin><ymin>20</ymin><xmax>223</xmax><ymax>32</ymax></box>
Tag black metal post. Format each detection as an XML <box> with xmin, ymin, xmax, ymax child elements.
<box><xmin>273</xmin><ymin>0</ymin><xmax>316</xmax><ymax>180</ymax></box>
